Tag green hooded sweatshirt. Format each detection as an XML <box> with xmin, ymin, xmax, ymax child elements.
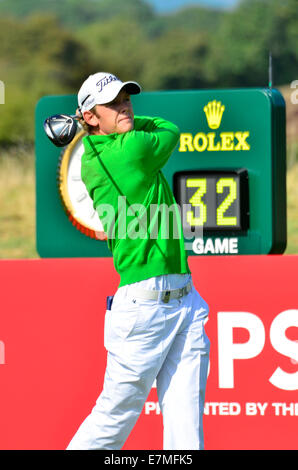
<box><xmin>81</xmin><ymin>115</ymin><xmax>190</xmax><ymax>286</ymax></box>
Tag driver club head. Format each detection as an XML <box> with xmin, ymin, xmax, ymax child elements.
<box><xmin>43</xmin><ymin>114</ymin><xmax>79</xmax><ymax>147</ymax></box>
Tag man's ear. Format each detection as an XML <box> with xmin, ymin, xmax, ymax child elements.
<box><xmin>83</xmin><ymin>110</ymin><xmax>99</xmax><ymax>127</ymax></box>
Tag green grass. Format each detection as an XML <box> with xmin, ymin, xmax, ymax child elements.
<box><xmin>285</xmin><ymin>160</ymin><xmax>298</xmax><ymax>254</ymax></box>
<box><xmin>0</xmin><ymin>146</ymin><xmax>38</xmax><ymax>259</ymax></box>
<box><xmin>0</xmin><ymin>146</ymin><xmax>297</xmax><ymax>259</ymax></box>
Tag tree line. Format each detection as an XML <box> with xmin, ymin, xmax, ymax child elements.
<box><xmin>0</xmin><ymin>0</ymin><xmax>297</xmax><ymax>144</ymax></box>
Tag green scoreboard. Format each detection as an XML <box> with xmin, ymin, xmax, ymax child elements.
<box><xmin>35</xmin><ymin>88</ymin><xmax>286</xmax><ymax>257</ymax></box>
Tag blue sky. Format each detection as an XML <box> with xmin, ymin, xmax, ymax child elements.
<box><xmin>145</xmin><ymin>0</ymin><xmax>240</xmax><ymax>13</ymax></box>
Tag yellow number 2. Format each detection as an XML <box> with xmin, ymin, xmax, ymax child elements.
<box><xmin>186</xmin><ymin>178</ymin><xmax>207</xmax><ymax>226</ymax></box>
<box><xmin>216</xmin><ymin>178</ymin><xmax>237</xmax><ymax>226</ymax></box>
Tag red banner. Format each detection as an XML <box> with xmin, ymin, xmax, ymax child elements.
<box><xmin>0</xmin><ymin>255</ymin><xmax>297</xmax><ymax>450</ymax></box>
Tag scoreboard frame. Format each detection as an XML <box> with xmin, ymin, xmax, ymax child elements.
<box><xmin>35</xmin><ymin>87</ymin><xmax>286</xmax><ymax>257</ymax></box>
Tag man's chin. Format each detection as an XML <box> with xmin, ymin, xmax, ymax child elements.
<box><xmin>118</xmin><ymin>120</ymin><xmax>134</xmax><ymax>134</ymax></box>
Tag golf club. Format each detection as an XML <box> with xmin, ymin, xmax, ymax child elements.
<box><xmin>43</xmin><ymin>114</ymin><xmax>79</xmax><ymax>147</ymax></box>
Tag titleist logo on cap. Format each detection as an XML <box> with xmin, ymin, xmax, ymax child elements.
<box><xmin>96</xmin><ymin>75</ymin><xmax>118</xmax><ymax>93</ymax></box>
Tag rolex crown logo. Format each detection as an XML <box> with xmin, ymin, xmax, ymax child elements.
<box><xmin>204</xmin><ymin>100</ymin><xmax>225</xmax><ymax>129</ymax></box>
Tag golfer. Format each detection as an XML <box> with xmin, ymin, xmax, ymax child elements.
<box><xmin>66</xmin><ymin>72</ymin><xmax>210</xmax><ymax>450</ymax></box>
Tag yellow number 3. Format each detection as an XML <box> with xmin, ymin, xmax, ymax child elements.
<box><xmin>186</xmin><ymin>178</ymin><xmax>207</xmax><ymax>226</ymax></box>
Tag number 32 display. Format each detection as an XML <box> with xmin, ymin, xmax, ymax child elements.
<box><xmin>174</xmin><ymin>169</ymin><xmax>249</xmax><ymax>235</ymax></box>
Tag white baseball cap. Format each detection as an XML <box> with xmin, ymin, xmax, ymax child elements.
<box><xmin>78</xmin><ymin>72</ymin><xmax>141</xmax><ymax>113</ymax></box>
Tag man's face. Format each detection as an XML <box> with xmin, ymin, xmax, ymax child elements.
<box><xmin>84</xmin><ymin>89</ymin><xmax>134</xmax><ymax>135</ymax></box>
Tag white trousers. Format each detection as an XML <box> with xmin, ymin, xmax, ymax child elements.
<box><xmin>67</xmin><ymin>274</ymin><xmax>210</xmax><ymax>450</ymax></box>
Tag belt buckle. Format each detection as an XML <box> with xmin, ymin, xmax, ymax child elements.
<box><xmin>163</xmin><ymin>290</ymin><xmax>171</xmax><ymax>303</ymax></box>
<box><xmin>178</xmin><ymin>287</ymin><xmax>184</xmax><ymax>298</ymax></box>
